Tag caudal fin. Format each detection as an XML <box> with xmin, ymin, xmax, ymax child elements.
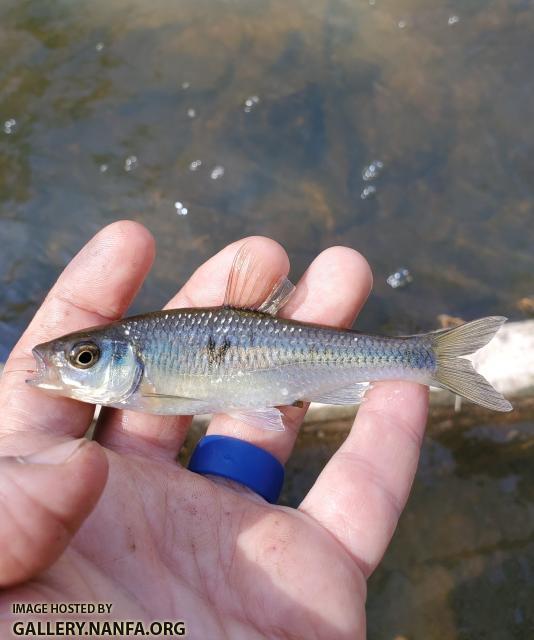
<box><xmin>430</xmin><ymin>316</ymin><xmax>513</xmax><ymax>412</ymax></box>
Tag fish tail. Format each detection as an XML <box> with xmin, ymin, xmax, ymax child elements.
<box><xmin>429</xmin><ymin>316</ymin><xmax>513</xmax><ymax>412</ymax></box>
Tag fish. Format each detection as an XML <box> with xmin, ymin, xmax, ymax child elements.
<box><xmin>27</xmin><ymin>243</ymin><xmax>512</xmax><ymax>430</ymax></box>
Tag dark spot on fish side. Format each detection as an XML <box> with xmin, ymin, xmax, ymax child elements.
<box><xmin>206</xmin><ymin>335</ymin><xmax>231</xmax><ymax>367</ymax></box>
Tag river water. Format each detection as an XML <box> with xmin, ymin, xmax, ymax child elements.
<box><xmin>1</xmin><ymin>1</ymin><xmax>533</xmax><ymax>637</ymax></box>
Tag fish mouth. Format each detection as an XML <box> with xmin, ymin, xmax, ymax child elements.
<box><xmin>26</xmin><ymin>346</ymin><xmax>62</xmax><ymax>391</ymax></box>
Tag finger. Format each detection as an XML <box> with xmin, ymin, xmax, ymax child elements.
<box><xmin>300</xmin><ymin>381</ymin><xmax>429</xmax><ymax>576</ymax></box>
<box><xmin>0</xmin><ymin>438</ymin><xmax>108</xmax><ymax>587</ymax></box>
<box><xmin>94</xmin><ymin>236</ymin><xmax>290</xmax><ymax>459</ymax></box>
<box><xmin>205</xmin><ymin>246</ymin><xmax>373</xmax><ymax>462</ymax></box>
<box><xmin>0</xmin><ymin>221</ymin><xmax>155</xmax><ymax>442</ymax></box>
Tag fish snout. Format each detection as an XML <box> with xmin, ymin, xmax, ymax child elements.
<box><xmin>26</xmin><ymin>344</ymin><xmax>62</xmax><ymax>390</ymax></box>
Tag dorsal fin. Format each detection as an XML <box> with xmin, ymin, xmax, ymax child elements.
<box><xmin>258</xmin><ymin>277</ymin><xmax>296</xmax><ymax>315</ymax></box>
<box><xmin>223</xmin><ymin>241</ymin><xmax>295</xmax><ymax>315</ymax></box>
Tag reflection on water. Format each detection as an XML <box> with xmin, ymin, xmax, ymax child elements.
<box><xmin>1</xmin><ymin>0</ymin><xmax>534</xmax><ymax>635</ymax></box>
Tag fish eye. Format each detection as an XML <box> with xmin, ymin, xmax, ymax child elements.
<box><xmin>68</xmin><ymin>342</ymin><xmax>100</xmax><ymax>369</ymax></box>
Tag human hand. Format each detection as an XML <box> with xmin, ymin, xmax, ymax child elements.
<box><xmin>0</xmin><ymin>222</ymin><xmax>428</xmax><ymax>639</ymax></box>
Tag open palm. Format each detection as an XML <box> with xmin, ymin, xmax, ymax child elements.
<box><xmin>0</xmin><ymin>223</ymin><xmax>428</xmax><ymax>639</ymax></box>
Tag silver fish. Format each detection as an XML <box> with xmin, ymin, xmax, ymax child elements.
<box><xmin>27</xmin><ymin>244</ymin><xmax>512</xmax><ymax>430</ymax></box>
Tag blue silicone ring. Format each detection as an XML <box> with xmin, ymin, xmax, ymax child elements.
<box><xmin>188</xmin><ymin>435</ymin><xmax>284</xmax><ymax>504</ymax></box>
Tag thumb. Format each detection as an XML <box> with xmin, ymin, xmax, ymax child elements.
<box><xmin>0</xmin><ymin>438</ymin><xmax>108</xmax><ymax>587</ymax></box>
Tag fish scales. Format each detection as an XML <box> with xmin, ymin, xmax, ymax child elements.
<box><xmin>28</xmin><ymin>305</ymin><xmax>512</xmax><ymax>417</ymax></box>
<box><xmin>114</xmin><ymin>308</ymin><xmax>436</xmax><ymax>412</ymax></box>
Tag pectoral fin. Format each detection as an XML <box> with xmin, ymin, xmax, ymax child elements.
<box><xmin>140</xmin><ymin>391</ymin><xmax>212</xmax><ymax>414</ymax></box>
<box><xmin>142</xmin><ymin>392</ymin><xmax>202</xmax><ymax>400</ymax></box>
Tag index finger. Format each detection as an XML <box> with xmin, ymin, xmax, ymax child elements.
<box><xmin>0</xmin><ymin>221</ymin><xmax>155</xmax><ymax>442</ymax></box>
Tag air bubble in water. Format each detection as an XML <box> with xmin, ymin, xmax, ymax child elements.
<box><xmin>448</xmin><ymin>15</ymin><xmax>459</xmax><ymax>26</ymax></box>
<box><xmin>182</xmin><ymin>81</ymin><xmax>190</xmax><ymax>89</ymax></box>
<box><xmin>210</xmin><ymin>165</ymin><xmax>225</xmax><ymax>180</ymax></box>
<box><xmin>361</xmin><ymin>185</ymin><xmax>377</xmax><ymax>200</ymax></box>
<box><xmin>124</xmin><ymin>155</ymin><xmax>138</xmax><ymax>172</ymax></box>
<box><xmin>187</xmin><ymin>108</ymin><xmax>196</xmax><ymax>118</ymax></box>
<box><xmin>189</xmin><ymin>159</ymin><xmax>202</xmax><ymax>171</ymax></box>
<box><xmin>362</xmin><ymin>160</ymin><xmax>384</xmax><ymax>181</ymax></box>
<box><xmin>244</xmin><ymin>95</ymin><xmax>260</xmax><ymax>113</ymax></box>
<box><xmin>174</xmin><ymin>201</ymin><xmax>188</xmax><ymax>216</ymax></box>
<box><xmin>386</xmin><ymin>268</ymin><xmax>413</xmax><ymax>289</ymax></box>
<box><xmin>3</xmin><ymin>118</ymin><xmax>17</xmax><ymax>134</ymax></box>
<box><xmin>95</xmin><ymin>42</ymin><xmax>105</xmax><ymax>52</ymax></box>
<box><xmin>99</xmin><ymin>164</ymin><xmax>108</xmax><ymax>173</ymax></box>
<box><xmin>398</xmin><ymin>20</ymin><xmax>407</xmax><ymax>29</ymax></box>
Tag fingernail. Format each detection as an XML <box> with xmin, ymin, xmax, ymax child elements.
<box><xmin>20</xmin><ymin>439</ymin><xmax>87</xmax><ymax>464</ymax></box>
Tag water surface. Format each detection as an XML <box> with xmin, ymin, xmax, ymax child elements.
<box><xmin>2</xmin><ymin>0</ymin><xmax>534</xmax><ymax>359</ymax></box>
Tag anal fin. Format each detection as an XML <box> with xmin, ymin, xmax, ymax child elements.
<box><xmin>308</xmin><ymin>382</ymin><xmax>370</xmax><ymax>405</ymax></box>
